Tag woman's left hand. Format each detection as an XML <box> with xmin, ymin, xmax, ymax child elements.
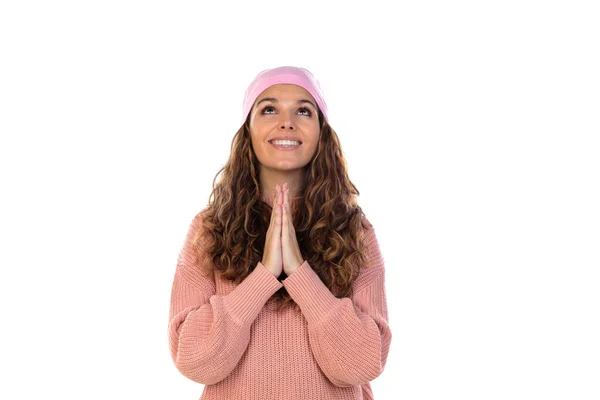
<box><xmin>281</xmin><ymin>182</ymin><xmax>304</xmax><ymax>276</ymax></box>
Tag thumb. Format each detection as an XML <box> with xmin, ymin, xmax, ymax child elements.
<box><xmin>274</xmin><ymin>187</ymin><xmax>283</xmax><ymax>237</ymax></box>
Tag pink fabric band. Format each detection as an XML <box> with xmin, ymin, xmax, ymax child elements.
<box><xmin>241</xmin><ymin>66</ymin><xmax>329</xmax><ymax>125</ymax></box>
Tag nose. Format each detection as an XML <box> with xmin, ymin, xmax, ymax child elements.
<box><xmin>279</xmin><ymin>122</ymin><xmax>295</xmax><ymax>130</ymax></box>
<box><xmin>279</xmin><ymin>114</ymin><xmax>295</xmax><ymax>130</ymax></box>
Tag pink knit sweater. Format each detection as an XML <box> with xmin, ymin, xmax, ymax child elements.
<box><xmin>168</xmin><ymin>195</ymin><xmax>392</xmax><ymax>399</ymax></box>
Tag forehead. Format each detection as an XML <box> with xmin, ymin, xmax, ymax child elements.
<box><xmin>256</xmin><ymin>84</ymin><xmax>315</xmax><ymax>102</ymax></box>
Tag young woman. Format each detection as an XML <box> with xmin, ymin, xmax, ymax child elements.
<box><xmin>168</xmin><ymin>66</ymin><xmax>392</xmax><ymax>400</ymax></box>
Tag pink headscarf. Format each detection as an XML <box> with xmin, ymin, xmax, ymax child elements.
<box><xmin>241</xmin><ymin>66</ymin><xmax>329</xmax><ymax>125</ymax></box>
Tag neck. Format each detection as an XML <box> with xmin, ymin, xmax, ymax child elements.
<box><xmin>259</xmin><ymin>193</ymin><xmax>303</xmax><ymax>215</ymax></box>
<box><xmin>259</xmin><ymin>167</ymin><xmax>304</xmax><ymax>199</ymax></box>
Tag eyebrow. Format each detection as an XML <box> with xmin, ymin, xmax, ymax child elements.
<box><xmin>256</xmin><ymin>97</ymin><xmax>317</xmax><ymax>110</ymax></box>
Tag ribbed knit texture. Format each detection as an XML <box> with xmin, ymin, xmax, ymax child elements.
<box><xmin>168</xmin><ymin>195</ymin><xmax>392</xmax><ymax>400</ymax></box>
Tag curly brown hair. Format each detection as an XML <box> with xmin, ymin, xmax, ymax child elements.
<box><xmin>191</xmin><ymin>109</ymin><xmax>373</xmax><ymax>312</ymax></box>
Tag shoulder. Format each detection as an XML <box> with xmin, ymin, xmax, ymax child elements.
<box><xmin>191</xmin><ymin>206</ymin><xmax>209</xmax><ymax>228</ymax></box>
<box><xmin>178</xmin><ymin>207</ymin><xmax>214</xmax><ymax>277</ymax></box>
<box><xmin>185</xmin><ymin>207</ymin><xmax>210</xmax><ymax>243</ymax></box>
<box><xmin>351</xmin><ymin>213</ymin><xmax>386</xmax><ymax>293</ymax></box>
<box><xmin>359</xmin><ymin>212</ymin><xmax>377</xmax><ymax>245</ymax></box>
<box><xmin>360</xmin><ymin>212</ymin><xmax>374</xmax><ymax>230</ymax></box>
<box><xmin>358</xmin><ymin>212</ymin><xmax>384</xmax><ymax>266</ymax></box>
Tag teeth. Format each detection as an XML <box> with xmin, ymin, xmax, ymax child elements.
<box><xmin>271</xmin><ymin>140</ymin><xmax>300</xmax><ymax>146</ymax></box>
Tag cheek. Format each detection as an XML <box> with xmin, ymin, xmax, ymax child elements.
<box><xmin>248</xmin><ymin>131</ymin><xmax>263</xmax><ymax>152</ymax></box>
<box><xmin>251</xmin><ymin>120</ymin><xmax>275</xmax><ymax>138</ymax></box>
<box><xmin>249</xmin><ymin>123</ymin><xmax>267</xmax><ymax>141</ymax></box>
<box><xmin>306</xmin><ymin>125</ymin><xmax>321</xmax><ymax>147</ymax></box>
<box><xmin>303</xmin><ymin>135</ymin><xmax>320</xmax><ymax>156</ymax></box>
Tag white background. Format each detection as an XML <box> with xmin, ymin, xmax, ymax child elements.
<box><xmin>1</xmin><ymin>1</ymin><xmax>599</xmax><ymax>399</ymax></box>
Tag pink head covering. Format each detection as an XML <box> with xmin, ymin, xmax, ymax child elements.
<box><xmin>241</xmin><ymin>66</ymin><xmax>329</xmax><ymax>125</ymax></box>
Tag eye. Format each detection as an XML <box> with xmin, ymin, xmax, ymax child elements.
<box><xmin>298</xmin><ymin>107</ymin><xmax>312</xmax><ymax>116</ymax></box>
<box><xmin>262</xmin><ymin>105</ymin><xmax>276</xmax><ymax>114</ymax></box>
<box><xmin>260</xmin><ymin>105</ymin><xmax>313</xmax><ymax>116</ymax></box>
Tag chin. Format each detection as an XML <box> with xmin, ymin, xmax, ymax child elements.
<box><xmin>274</xmin><ymin>165</ymin><xmax>308</xmax><ymax>172</ymax></box>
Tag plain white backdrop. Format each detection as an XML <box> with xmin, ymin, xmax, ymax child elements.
<box><xmin>1</xmin><ymin>1</ymin><xmax>599</xmax><ymax>399</ymax></box>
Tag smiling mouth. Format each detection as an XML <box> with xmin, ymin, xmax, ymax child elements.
<box><xmin>268</xmin><ymin>140</ymin><xmax>302</xmax><ymax>145</ymax></box>
<box><xmin>269</xmin><ymin>141</ymin><xmax>302</xmax><ymax>150</ymax></box>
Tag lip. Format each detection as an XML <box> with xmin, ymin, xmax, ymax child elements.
<box><xmin>269</xmin><ymin>136</ymin><xmax>302</xmax><ymax>144</ymax></box>
<box><xmin>270</xmin><ymin>142</ymin><xmax>301</xmax><ymax>151</ymax></box>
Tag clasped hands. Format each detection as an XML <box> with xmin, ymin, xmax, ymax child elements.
<box><xmin>261</xmin><ymin>182</ymin><xmax>304</xmax><ymax>278</ymax></box>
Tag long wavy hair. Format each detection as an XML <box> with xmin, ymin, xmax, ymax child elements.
<box><xmin>191</xmin><ymin>109</ymin><xmax>373</xmax><ymax>312</ymax></box>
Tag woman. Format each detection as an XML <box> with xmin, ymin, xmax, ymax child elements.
<box><xmin>168</xmin><ymin>66</ymin><xmax>392</xmax><ymax>400</ymax></box>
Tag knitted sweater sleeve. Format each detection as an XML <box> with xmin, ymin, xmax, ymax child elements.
<box><xmin>168</xmin><ymin>211</ymin><xmax>284</xmax><ymax>385</ymax></box>
<box><xmin>281</xmin><ymin>216</ymin><xmax>392</xmax><ymax>387</ymax></box>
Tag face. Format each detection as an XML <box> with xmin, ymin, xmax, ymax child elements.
<box><xmin>248</xmin><ymin>84</ymin><xmax>321</xmax><ymax>174</ymax></box>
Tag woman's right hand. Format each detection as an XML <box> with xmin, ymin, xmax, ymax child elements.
<box><xmin>262</xmin><ymin>184</ymin><xmax>283</xmax><ymax>278</ymax></box>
